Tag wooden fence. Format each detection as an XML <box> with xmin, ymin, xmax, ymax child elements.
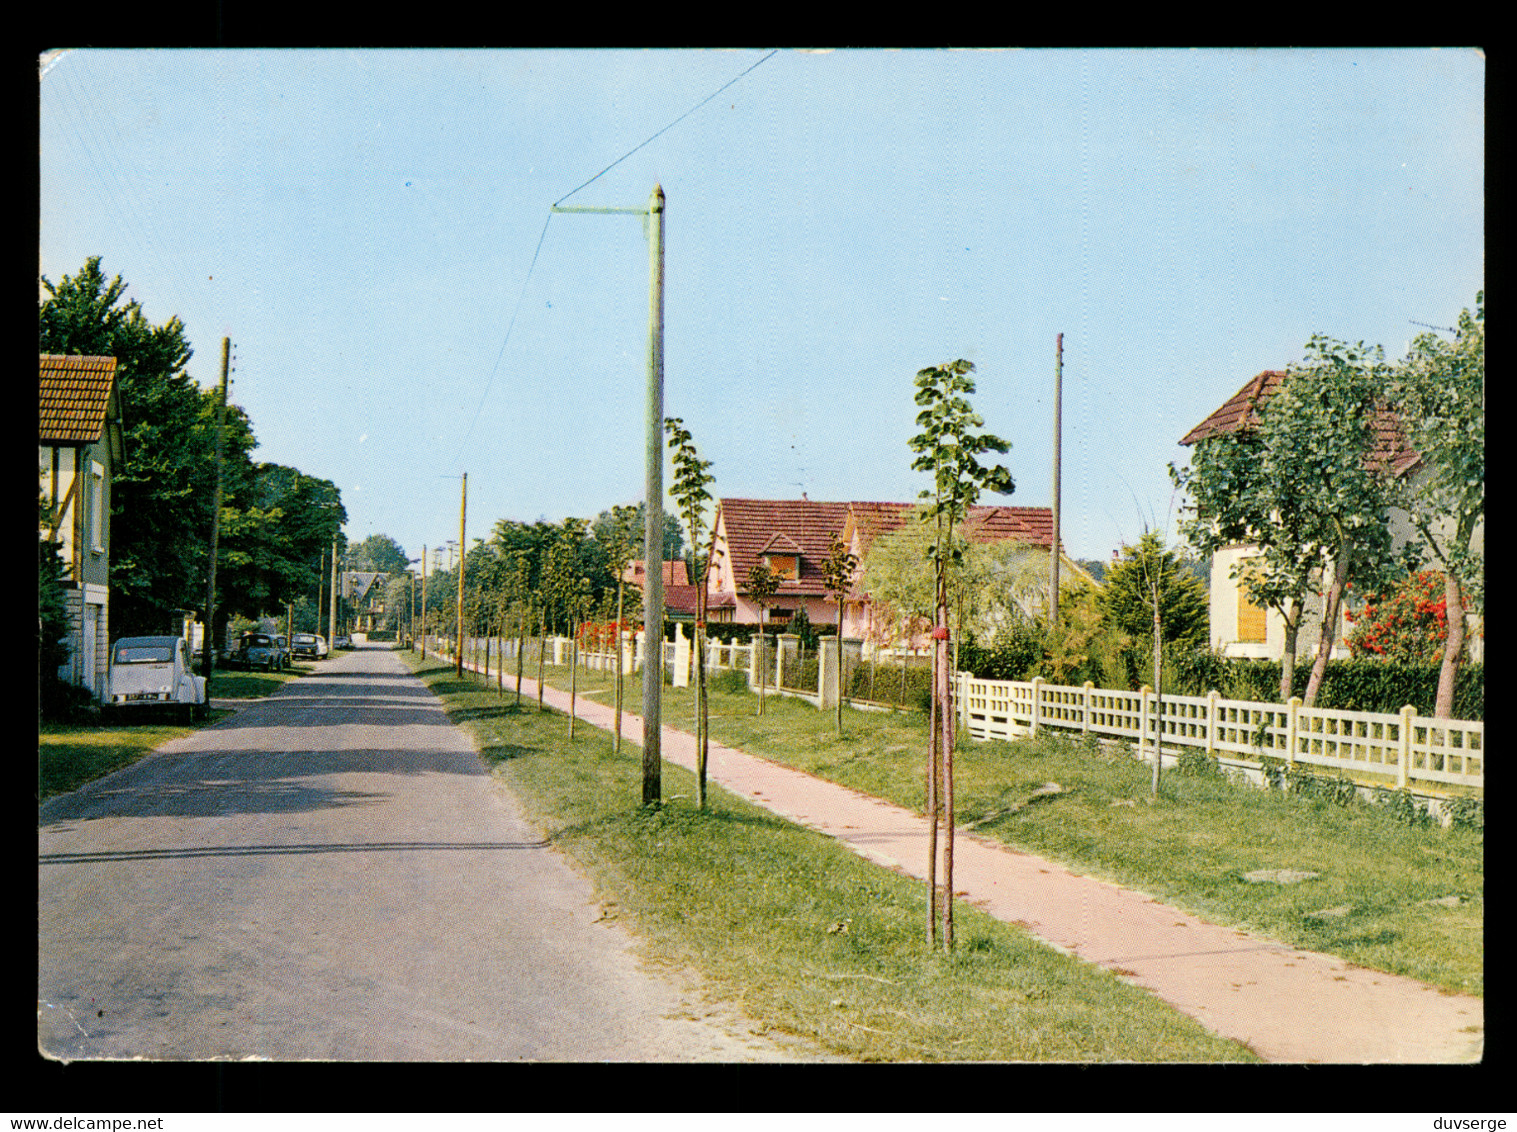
<box><xmin>957</xmin><ymin>674</ymin><xmax>1483</xmax><ymax>792</ymax></box>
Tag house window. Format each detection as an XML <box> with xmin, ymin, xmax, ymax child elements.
<box><xmin>1237</xmin><ymin>565</ymin><xmax>1266</xmax><ymax>644</ymax></box>
<box><xmin>90</xmin><ymin>461</ymin><xmax>105</xmax><ymax>553</ymax></box>
<box><xmin>764</xmin><ymin>554</ymin><xmax>799</xmax><ymax>581</ymax></box>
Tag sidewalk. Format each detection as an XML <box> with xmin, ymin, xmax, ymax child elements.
<box><xmin>473</xmin><ymin>662</ymin><xmax>1484</xmax><ymax>1063</ymax></box>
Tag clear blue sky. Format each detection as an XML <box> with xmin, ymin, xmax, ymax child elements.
<box><xmin>39</xmin><ymin>48</ymin><xmax>1484</xmax><ymax>569</ymax></box>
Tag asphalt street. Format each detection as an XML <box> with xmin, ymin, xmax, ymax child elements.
<box><xmin>37</xmin><ymin>643</ymin><xmax>809</xmax><ymax>1063</ymax></box>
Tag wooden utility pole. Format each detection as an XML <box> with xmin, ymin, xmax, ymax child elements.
<box><xmin>550</xmin><ymin>184</ymin><xmax>666</xmax><ymax>806</ymax></box>
<box><xmin>328</xmin><ymin>535</ymin><xmax>338</xmax><ymax>648</ymax></box>
<box><xmin>420</xmin><ymin>544</ymin><xmax>428</xmax><ymax>659</ymax></box>
<box><xmin>1050</xmin><ymin>333</ymin><xmax>1063</xmax><ymax>625</ymax></box>
<box><xmin>201</xmin><ymin>338</ymin><xmax>231</xmax><ymax>689</ymax></box>
<box><xmin>642</xmin><ymin>184</ymin><xmax>666</xmax><ymax>806</ymax></box>
<box><xmin>455</xmin><ymin>473</ymin><xmax>467</xmax><ymax>679</ymax></box>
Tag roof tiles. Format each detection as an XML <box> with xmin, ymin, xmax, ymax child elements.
<box><xmin>39</xmin><ymin>354</ymin><xmax>119</xmax><ymax>445</ymax></box>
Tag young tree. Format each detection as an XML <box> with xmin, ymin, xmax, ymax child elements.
<box><xmin>1387</xmin><ymin>295</ymin><xmax>1484</xmax><ymax>718</ymax></box>
<box><xmin>746</xmin><ymin>562</ymin><xmax>780</xmax><ymax>716</ymax></box>
<box><xmin>909</xmin><ymin>359</ymin><xmax>1014</xmax><ymax>952</ymax></box>
<box><xmin>821</xmin><ymin>531</ymin><xmax>859</xmax><ymax>736</ymax></box>
<box><xmin>596</xmin><ymin>505</ymin><xmax>641</xmax><ymax>753</ymax></box>
<box><xmin>665</xmin><ymin>419</ymin><xmax>716</xmax><ymax>806</ymax></box>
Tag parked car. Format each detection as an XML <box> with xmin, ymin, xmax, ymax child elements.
<box><xmin>333</xmin><ymin>634</ymin><xmax>352</xmax><ymax>650</ymax></box>
<box><xmin>291</xmin><ymin>633</ymin><xmax>328</xmax><ymax>660</ymax></box>
<box><xmin>105</xmin><ymin>636</ymin><xmax>208</xmax><ymax>723</ymax></box>
<box><xmin>233</xmin><ymin>631</ymin><xmax>288</xmax><ymax>671</ymax></box>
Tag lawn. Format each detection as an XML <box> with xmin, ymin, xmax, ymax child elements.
<box><xmin>401</xmin><ymin>651</ymin><xmax>1257</xmax><ymax>1062</ymax></box>
<box><xmin>500</xmin><ymin>655</ymin><xmax>1483</xmax><ymax>997</ymax></box>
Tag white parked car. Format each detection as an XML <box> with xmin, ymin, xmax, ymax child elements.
<box><xmin>105</xmin><ymin>636</ymin><xmax>209</xmax><ymax>723</ymax></box>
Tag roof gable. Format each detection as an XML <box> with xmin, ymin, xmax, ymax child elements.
<box><xmin>711</xmin><ymin>497</ymin><xmax>851</xmax><ymax>596</ymax></box>
<box><xmin>40</xmin><ymin>354</ymin><xmax>121</xmax><ymax>448</ymax></box>
<box><xmin>1179</xmin><ymin>369</ymin><xmax>1420</xmax><ymax>476</ymax></box>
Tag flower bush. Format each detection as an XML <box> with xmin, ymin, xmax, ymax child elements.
<box><xmin>1346</xmin><ymin>570</ymin><xmax>1455</xmax><ymax>665</ymax></box>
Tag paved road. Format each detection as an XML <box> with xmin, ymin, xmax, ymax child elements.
<box><xmin>38</xmin><ymin>644</ymin><xmax>810</xmax><ymax>1063</ymax></box>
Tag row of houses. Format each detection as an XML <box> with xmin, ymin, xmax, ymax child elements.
<box><xmin>42</xmin><ymin>350</ymin><xmax>1479</xmax><ymax>705</ymax></box>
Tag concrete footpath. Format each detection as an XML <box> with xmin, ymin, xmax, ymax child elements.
<box><xmin>469</xmin><ymin>662</ymin><xmax>1483</xmax><ymax>1064</ymax></box>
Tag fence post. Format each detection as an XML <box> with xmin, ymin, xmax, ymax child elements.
<box><xmin>1139</xmin><ymin>685</ymin><xmax>1152</xmax><ymax>759</ymax></box>
<box><xmin>819</xmin><ymin>637</ymin><xmax>839</xmax><ymax>710</ymax></box>
<box><xmin>1083</xmin><ymin>681</ymin><xmax>1094</xmax><ymax>739</ymax></box>
<box><xmin>1399</xmin><ymin>704</ymin><xmax>1414</xmax><ymax>789</ymax></box>
<box><xmin>1206</xmin><ymin>689</ymin><xmax>1219</xmax><ymax>758</ymax></box>
<box><xmin>1030</xmin><ymin>675</ymin><xmax>1043</xmax><ymax>737</ymax></box>
<box><xmin>1286</xmin><ymin>697</ymin><xmax>1302</xmax><ymax>768</ymax></box>
<box><xmin>672</xmin><ymin>623</ymin><xmax>690</xmax><ymax>688</ymax></box>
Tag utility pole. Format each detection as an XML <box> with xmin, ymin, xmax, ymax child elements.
<box><xmin>551</xmin><ymin>183</ymin><xmax>666</xmax><ymax>807</ymax></box>
<box><xmin>1050</xmin><ymin>333</ymin><xmax>1063</xmax><ymax>625</ymax></box>
<box><xmin>329</xmin><ymin>535</ymin><xmax>339</xmax><ymax>650</ymax></box>
<box><xmin>420</xmin><ymin>544</ymin><xmax>428</xmax><ymax>659</ymax></box>
<box><xmin>455</xmin><ymin>473</ymin><xmax>467</xmax><ymax>678</ymax></box>
<box><xmin>201</xmin><ymin>338</ymin><xmax>230</xmax><ymax>691</ymax></box>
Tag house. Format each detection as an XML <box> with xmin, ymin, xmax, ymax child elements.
<box><xmin>1178</xmin><ymin>369</ymin><xmax>1482</xmax><ymax>662</ymax></box>
<box><xmin>40</xmin><ymin>354</ymin><xmax>125</xmax><ymax>701</ymax></box>
<box><xmin>705</xmin><ymin>496</ymin><xmax>1093</xmax><ymax>648</ymax></box>
<box><xmin>704</xmin><ymin>497</ymin><xmax>853</xmax><ymax>630</ymax></box>
<box><xmin>341</xmin><ymin>571</ymin><xmax>388</xmax><ymax>632</ymax></box>
<box><xmin>620</xmin><ymin>559</ymin><xmax>701</xmax><ymax>625</ymax></box>
<box><xmin>839</xmin><ymin>500</ymin><xmax>1098</xmax><ymax>649</ymax></box>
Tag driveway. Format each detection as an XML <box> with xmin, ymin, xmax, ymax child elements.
<box><xmin>38</xmin><ymin>644</ymin><xmax>811</xmax><ymax>1062</ymax></box>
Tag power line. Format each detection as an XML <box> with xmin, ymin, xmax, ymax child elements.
<box><xmin>451</xmin><ymin>49</ymin><xmax>781</xmax><ymax>469</ymax></box>
<box><xmin>554</xmin><ymin>49</ymin><xmax>779</xmax><ymax>208</ymax></box>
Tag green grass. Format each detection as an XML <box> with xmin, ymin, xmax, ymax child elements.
<box><xmin>401</xmin><ymin>651</ymin><xmax>1257</xmax><ymax>1061</ymax></box>
<box><xmin>37</xmin><ymin>663</ymin><xmax>311</xmax><ymax>801</ymax></box>
<box><xmin>505</xmin><ymin>656</ymin><xmax>1483</xmax><ymax>997</ymax></box>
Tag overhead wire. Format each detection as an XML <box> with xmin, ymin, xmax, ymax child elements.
<box><xmin>449</xmin><ymin>49</ymin><xmax>781</xmax><ymax>470</ymax></box>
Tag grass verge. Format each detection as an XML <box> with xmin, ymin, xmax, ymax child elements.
<box><xmin>401</xmin><ymin>649</ymin><xmax>1257</xmax><ymax>1062</ymax></box>
<box><xmin>37</xmin><ymin>664</ymin><xmax>313</xmax><ymax>802</ymax></box>
<box><xmin>486</xmin><ymin>656</ymin><xmax>1482</xmax><ymax>997</ymax></box>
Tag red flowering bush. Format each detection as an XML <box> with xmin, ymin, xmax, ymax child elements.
<box><xmin>1346</xmin><ymin>570</ymin><xmax>1453</xmax><ymax>664</ymax></box>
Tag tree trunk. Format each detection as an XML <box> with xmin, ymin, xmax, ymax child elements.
<box><xmin>925</xmin><ymin>639</ymin><xmax>939</xmax><ymax>949</ymax></box>
<box><xmin>938</xmin><ymin>583</ymin><xmax>955</xmax><ymax>951</ymax></box>
<box><xmin>1304</xmin><ymin>550</ymin><xmax>1352</xmax><ymax>708</ymax></box>
<box><xmin>614</xmin><ymin>581</ymin><xmax>625</xmax><ymax>757</ymax></box>
<box><xmin>1151</xmin><ymin>600</ymin><xmax>1163</xmax><ymax>797</ymax></box>
<box><xmin>515</xmin><ymin>604</ymin><xmax>526</xmax><ymax>706</ymax></box>
<box><xmin>1277</xmin><ymin>599</ymin><xmax>1300</xmax><ymax>702</ymax></box>
<box><xmin>1435</xmin><ymin>571</ymin><xmax>1464</xmax><ymax>719</ymax></box>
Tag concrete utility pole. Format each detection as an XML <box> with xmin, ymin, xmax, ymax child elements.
<box><xmin>1050</xmin><ymin>333</ymin><xmax>1063</xmax><ymax>625</ymax></box>
<box><xmin>455</xmin><ymin>473</ymin><xmax>467</xmax><ymax>679</ymax></box>
<box><xmin>551</xmin><ymin>184</ymin><xmax>666</xmax><ymax>807</ymax></box>
<box><xmin>201</xmin><ymin>338</ymin><xmax>230</xmax><ymax>689</ymax></box>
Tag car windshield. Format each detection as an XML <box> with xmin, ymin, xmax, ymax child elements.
<box><xmin>115</xmin><ymin>644</ymin><xmax>174</xmax><ymax>664</ymax></box>
<box><xmin>294</xmin><ymin>635</ymin><xmax>315</xmax><ymax>643</ymax></box>
<box><xmin>244</xmin><ymin>635</ymin><xmax>273</xmax><ymax>647</ymax></box>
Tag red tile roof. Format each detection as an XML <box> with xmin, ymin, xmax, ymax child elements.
<box><xmin>623</xmin><ymin>560</ymin><xmax>689</xmax><ymax>587</ymax></box>
<box><xmin>712</xmin><ymin>498</ymin><xmax>851</xmax><ymax>598</ymax></box>
<box><xmin>39</xmin><ymin>354</ymin><xmax>119</xmax><ymax>445</ymax></box>
<box><xmin>845</xmin><ymin>500</ymin><xmax>1056</xmax><ymax>559</ymax></box>
<box><xmin>1180</xmin><ymin>369</ymin><xmax>1421</xmax><ymax>477</ymax></box>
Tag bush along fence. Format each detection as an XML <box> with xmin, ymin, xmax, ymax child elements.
<box><xmin>957</xmin><ymin>674</ymin><xmax>1483</xmax><ymax>795</ymax></box>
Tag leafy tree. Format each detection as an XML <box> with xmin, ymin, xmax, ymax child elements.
<box><xmin>1386</xmin><ymin>294</ymin><xmax>1484</xmax><ymax>718</ymax></box>
<box><xmin>348</xmin><ymin>533</ymin><xmax>411</xmax><ymax>576</ymax></box>
<box><xmin>909</xmin><ymin>358</ymin><xmax>1013</xmax><ymax>953</ymax></box>
<box><xmin>1273</xmin><ymin>338</ymin><xmax>1404</xmax><ymax>706</ymax></box>
<box><xmin>41</xmin><ymin>258</ymin><xmax>215</xmax><ymax>637</ymax></box>
<box><xmin>665</xmin><ymin>419</ymin><xmax>717</xmax><ymax>806</ymax></box>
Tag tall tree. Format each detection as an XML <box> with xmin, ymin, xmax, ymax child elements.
<box><xmin>1387</xmin><ymin>295</ymin><xmax>1484</xmax><ymax>718</ymax></box>
<box><xmin>909</xmin><ymin>359</ymin><xmax>1013</xmax><ymax>952</ymax></box>
<box><xmin>1273</xmin><ymin>338</ymin><xmax>1402</xmax><ymax>707</ymax></box>
<box><xmin>665</xmin><ymin>419</ymin><xmax>717</xmax><ymax>806</ymax></box>
<box><xmin>348</xmin><ymin>533</ymin><xmax>412</xmax><ymax>576</ymax></box>
<box><xmin>593</xmin><ymin>506</ymin><xmax>640</xmax><ymax>749</ymax></box>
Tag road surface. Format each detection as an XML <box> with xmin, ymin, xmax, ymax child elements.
<box><xmin>38</xmin><ymin>643</ymin><xmax>813</xmax><ymax>1062</ymax></box>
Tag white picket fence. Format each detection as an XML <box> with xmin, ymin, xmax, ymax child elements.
<box><xmin>957</xmin><ymin>674</ymin><xmax>1483</xmax><ymax>792</ymax></box>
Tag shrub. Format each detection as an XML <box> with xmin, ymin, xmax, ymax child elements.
<box><xmin>1372</xmin><ymin>786</ymin><xmax>1433</xmax><ymax>829</ymax></box>
<box><xmin>1441</xmin><ymin>793</ymin><xmax>1484</xmax><ymax>832</ymax></box>
<box><xmin>1176</xmin><ymin>748</ymin><xmax>1221</xmax><ymax>778</ymax></box>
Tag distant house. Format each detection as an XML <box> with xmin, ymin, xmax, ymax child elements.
<box><xmin>621</xmin><ymin>559</ymin><xmax>701</xmax><ymax>625</ymax></box>
<box><xmin>705</xmin><ymin>496</ymin><xmax>1093</xmax><ymax>647</ymax></box>
<box><xmin>839</xmin><ymin>500</ymin><xmax>1097</xmax><ymax>649</ymax></box>
<box><xmin>1178</xmin><ymin>369</ymin><xmax>1481</xmax><ymax>662</ymax></box>
<box><xmin>39</xmin><ymin>354</ymin><xmax>125</xmax><ymax>701</ymax></box>
<box><xmin>341</xmin><ymin>571</ymin><xmax>388</xmax><ymax>632</ymax></box>
<box><xmin>704</xmin><ymin>497</ymin><xmax>853</xmax><ymax>630</ymax></box>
